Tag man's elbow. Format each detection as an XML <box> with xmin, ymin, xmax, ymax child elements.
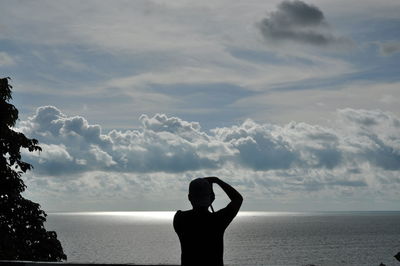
<box><xmin>236</xmin><ymin>194</ymin><xmax>243</xmax><ymax>205</ymax></box>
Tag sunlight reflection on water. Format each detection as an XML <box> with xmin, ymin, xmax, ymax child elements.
<box><xmin>50</xmin><ymin>211</ymin><xmax>307</xmax><ymax>220</ymax></box>
<box><xmin>52</xmin><ymin>211</ymin><xmax>176</xmax><ymax>220</ymax></box>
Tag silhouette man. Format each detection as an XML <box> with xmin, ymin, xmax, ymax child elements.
<box><xmin>173</xmin><ymin>177</ymin><xmax>243</xmax><ymax>266</ymax></box>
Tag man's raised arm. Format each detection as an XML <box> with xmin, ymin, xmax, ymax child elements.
<box><xmin>205</xmin><ymin>177</ymin><xmax>243</xmax><ymax>212</ymax></box>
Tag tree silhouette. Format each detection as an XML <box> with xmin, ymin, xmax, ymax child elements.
<box><xmin>0</xmin><ymin>77</ymin><xmax>67</xmax><ymax>261</ymax></box>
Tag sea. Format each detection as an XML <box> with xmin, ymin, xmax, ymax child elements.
<box><xmin>45</xmin><ymin>211</ymin><xmax>400</xmax><ymax>266</ymax></box>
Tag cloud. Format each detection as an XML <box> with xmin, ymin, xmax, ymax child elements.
<box><xmin>20</xmin><ymin>106</ymin><xmax>229</xmax><ymax>175</ymax></box>
<box><xmin>17</xmin><ymin>106</ymin><xmax>400</xmax><ymax>210</ymax></box>
<box><xmin>338</xmin><ymin>108</ymin><xmax>400</xmax><ymax>128</ymax></box>
<box><xmin>337</xmin><ymin>108</ymin><xmax>400</xmax><ymax>170</ymax></box>
<box><xmin>257</xmin><ymin>1</ymin><xmax>351</xmax><ymax>47</ymax></box>
<box><xmin>19</xmin><ymin>106</ymin><xmax>400</xmax><ymax>177</ymax></box>
<box><xmin>1</xmin><ymin>0</ymin><xmax>361</xmax><ymax>132</ymax></box>
<box><xmin>377</xmin><ymin>41</ymin><xmax>400</xmax><ymax>56</ymax></box>
<box><xmin>0</xmin><ymin>52</ymin><xmax>16</xmax><ymax>66</ymax></box>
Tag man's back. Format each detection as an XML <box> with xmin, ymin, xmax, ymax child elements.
<box><xmin>174</xmin><ymin>204</ymin><xmax>238</xmax><ymax>266</ymax></box>
<box><xmin>174</xmin><ymin>177</ymin><xmax>243</xmax><ymax>266</ymax></box>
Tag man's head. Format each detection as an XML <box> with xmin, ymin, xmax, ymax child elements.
<box><xmin>188</xmin><ymin>178</ymin><xmax>215</xmax><ymax>208</ymax></box>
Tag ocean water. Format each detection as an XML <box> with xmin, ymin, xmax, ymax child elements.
<box><xmin>45</xmin><ymin>211</ymin><xmax>400</xmax><ymax>266</ymax></box>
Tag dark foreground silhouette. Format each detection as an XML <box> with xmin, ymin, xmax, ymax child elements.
<box><xmin>0</xmin><ymin>77</ymin><xmax>66</xmax><ymax>261</ymax></box>
<box><xmin>173</xmin><ymin>177</ymin><xmax>243</xmax><ymax>266</ymax></box>
<box><xmin>395</xmin><ymin>251</ymin><xmax>400</xmax><ymax>262</ymax></box>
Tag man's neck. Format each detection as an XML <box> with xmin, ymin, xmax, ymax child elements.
<box><xmin>192</xmin><ymin>206</ymin><xmax>210</xmax><ymax>212</ymax></box>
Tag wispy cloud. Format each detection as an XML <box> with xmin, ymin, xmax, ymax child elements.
<box><xmin>377</xmin><ymin>41</ymin><xmax>400</xmax><ymax>56</ymax></box>
<box><xmin>2</xmin><ymin>0</ymin><xmax>400</xmax><ymax>211</ymax></box>
<box><xmin>0</xmin><ymin>52</ymin><xmax>16</xmax><ymax>66</ymax></box>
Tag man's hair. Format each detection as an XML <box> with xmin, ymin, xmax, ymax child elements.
<box><xmin>189</xmin><ymin>178</ymin><xmax>214</xmax><ymax>207</ymax></box>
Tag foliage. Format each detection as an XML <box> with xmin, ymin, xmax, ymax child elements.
<box><xmin>0</xmin><ymin>77</ymin><xmax>67</xmax><ymax>261</ymax></box>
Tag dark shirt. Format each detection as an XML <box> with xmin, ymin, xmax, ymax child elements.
<box><xmin>173</xmin><ymin>203</ymin><xmax>238</xmax><ymax>266</ymax></box>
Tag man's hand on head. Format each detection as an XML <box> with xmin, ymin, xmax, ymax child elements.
<box><xmin>204</xmin><ymin>177</ymin><xmax>219</xmax><ymax>184</ymax></box>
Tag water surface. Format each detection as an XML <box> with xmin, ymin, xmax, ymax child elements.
<box><xmin>46</xmin><ymin>211</ymin><xmax>400</xmax><ymax>265</ymax></box>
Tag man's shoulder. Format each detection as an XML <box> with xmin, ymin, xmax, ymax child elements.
<box><xmin>175</xmin><ymin>209</ymin><xmax>193</xmax><ymax>215</ymax></box>
<box><xmin>174</xmin><ymin>209</ymin><xmax>193</xmax><ymax>220</ymax></box>
<box><xmin>212</xmin><ymin>204</ymin><xmax>239</xmax><ymax>228</ymax></box>
<box><xmin>173</xmin><ymin>210</ymin><xmax>194</xmax><ymax>231</ymax></box>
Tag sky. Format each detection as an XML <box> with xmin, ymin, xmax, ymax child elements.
<box><xmin>1</xmin><ymin>0</ymin><xmax>400</xmax><ymax>212</ymax></box>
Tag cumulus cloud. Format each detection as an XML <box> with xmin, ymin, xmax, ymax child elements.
<box><xmin>20</xmin><ymin>106</ymin><xmax>230</xmax><ymax>175</ymax></box>
<box><xmin>337</xmin><ymin>108</ymin><xmax>400</xmax><ymax>170</ymax></box>
<box><xmin>257</xmin><ymin>1</ymin><xmax>351</xmax><ymax>47</ymax></box>
<box><xmin>17</xmin><ymin>106</ymin><xmax>400</xmax><ymax>210</ymax></box>
<box><xmin>19</xmin><ymin>106</ymin><xmax>400</xmax><ymax>179</ymax></box>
